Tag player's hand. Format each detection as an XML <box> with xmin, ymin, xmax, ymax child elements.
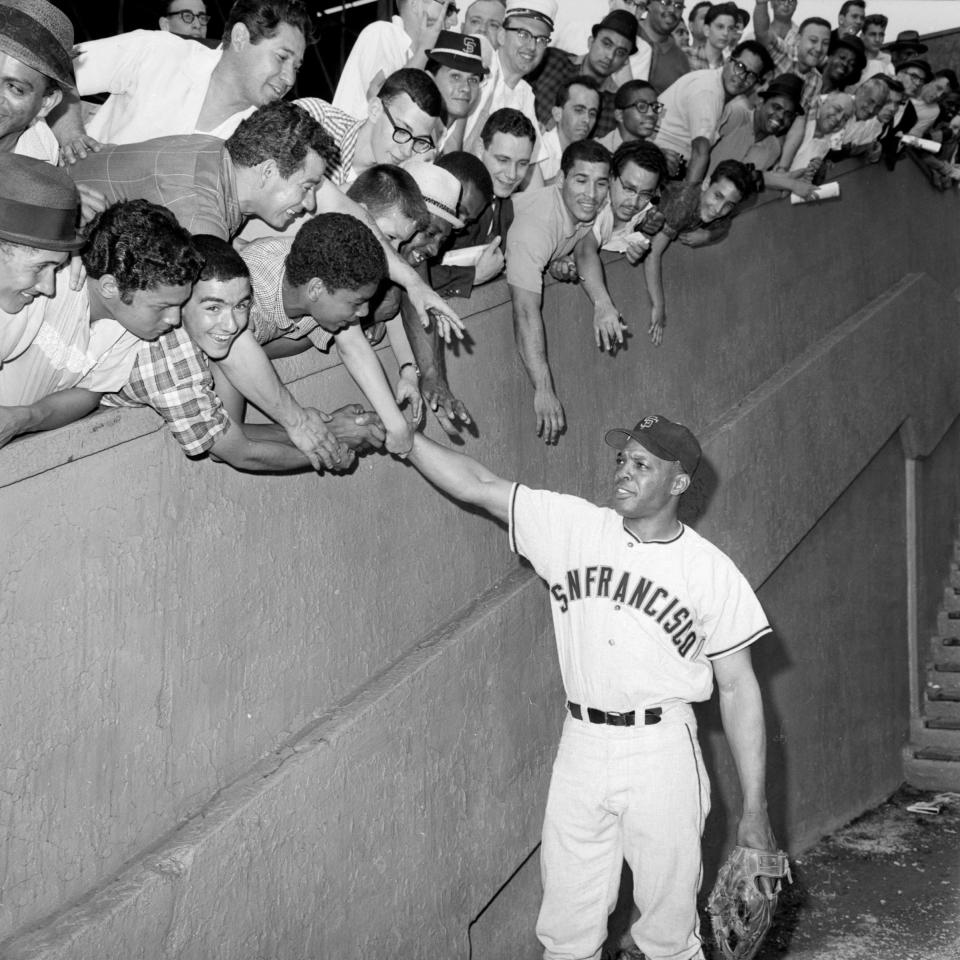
<box><xmin>408</xmin><ymin>280</ymin><xmax>464</xmax><ymax>343</ymax></box>
<box><xmin>59</xmin><ymin>133</ymin><xmax>103</xmax><ymax>166</ymax></box>
<box><xmin>326</xmin><ymin>403</ymin><xmax>386</xmax><ymax>452</ymax></box>
<box><xmin>473</xmin><ymin>237</ymin><xmax>505</xmax><ymax>285</ymax></box>
<box><xmin>736</xmin><ymin>811</ymin><xmax>780</xmax><ymax>897</ymax></box>
<box><xmin>534</xmin><ymin>386</ymin><xmax>564</xmax><ymax>445</ymax></box>
<box><xmin>547</xmin><ymin>256</ymin><xmax>578</xmax><ymax>283</ymax></box>
<box><xmin>285</xmin><ymin>406</ymin><xmax>343</xmax><ymax>471</ymax></box>
<box><xmin>76</xmin><ymin>183</ymin><xmax>107</xmax><ymax>226</ymax></box>
<box><xmin>593</xmin><ymin>303</ymin><xmax>627</xmax><ymax>353</ymax></box>
<box><xmin>68</xmin><ymin>254</ymin><xmax>87</xmax><ymax>292</ymax></box>
<box><xmin>396</xmin><ymin>365</ymin><xmax>423</xmax><ymax>425</ymax></box>
<box><xmin>422</xmin><ymin>370</ymin><xmax>473</xmax><ymax>441</ymax></box>
<box><xmin>386</xmin><ymin>420</ymin><xmax>415</xmax><ymax>459</ymax></box>
<box><xmin>649</xmin><ymin>304</ymin><xmax>666</xmax><ymax>346</ymax></box>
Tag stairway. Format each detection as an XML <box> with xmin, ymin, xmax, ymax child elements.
<box><xmin>903</xmin><ymin>551</ymin><xmax>960</xmax><ymax>789</ymax></box>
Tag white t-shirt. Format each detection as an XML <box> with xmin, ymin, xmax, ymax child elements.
<box><xmin>333</xmin><ymin>16</ymin><xmax>413</xmax><ymax>120</ymax></box>
<box><xmin>653</xmin><ymin>68</ymin><xmax>726</xmax><ymax>160</ymax></box>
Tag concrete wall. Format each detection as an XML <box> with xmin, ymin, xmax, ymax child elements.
<box><xmin>2</xmin><ymin>157</ymin><xmax>960</xmax><ymax>959</ymax></box>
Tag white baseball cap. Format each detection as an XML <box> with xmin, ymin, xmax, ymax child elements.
<box><xmin>402</xmin><ymin>160</ymin><xmax>465</xmax><ymax>228</ymax></box>
<box><xmin>504</xmin><ymin>0</ymin><xmax>558</xmax><ymax>30</ymax></box>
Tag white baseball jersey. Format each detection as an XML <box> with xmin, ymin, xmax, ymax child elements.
<box><xmin>509</xmin><ymin>484</ymin><xmax>771</xmax><ymax>713</ymax></box>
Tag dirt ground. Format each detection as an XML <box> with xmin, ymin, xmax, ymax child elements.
<box><xmin>741</xmin><ymin>785</ymin><xmax>960</xmax><ymax>960</ymax></box>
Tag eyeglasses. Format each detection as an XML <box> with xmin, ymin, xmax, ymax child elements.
<box><xmin>729</xmin><ymin>57</ymin><xmax>760</xmax><ymax>85</ymax></box>
<box><xmin>902</xmin><ymin>71</ymin><xmax>926</xmax><ymax>84</ymax></box>
<box><xmin>381</xmin><ymin>101</ymin><xmax>436</xmax><ymax>154</ymax></box>
<box><xmin>167</xmin><ymin>9</ymin><xmax>210</xmax><ymax>25</ymax></box>
<box><xmin>628</xmin><ymin>100</ymin><xmax>665</xmax><ymax>116</ymax></box>
<box><xmin>502</xmin><ymin>26</ymin><xmax>551</xmax><ymax>48</ymax></box>
<box><xmin>654</xmin><ymin>1</ymin><xmax>685</xmax><ymax>12</ymax></box>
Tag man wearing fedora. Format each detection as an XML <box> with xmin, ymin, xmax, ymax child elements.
<box><xmin>886</xmin><ymin>29</ymin><xmax>928</xmax><ymax>71</ymax></box>
<box><xmin>396</xmin><ymin>414</ymin><xmax>778</xmax><ymax>960</ymax></box>
<box><xmin>529</xmin><ymin>10</ymin><xmax>640</xmax><ymax>140</ymax></box>
<box><xmin>0</xmin><ymin>200</ymin><xmax>203</xmax><ymax>446</ymax></box>
<box><xmin>0</xmin><ymin>154</ymin><xmax>82</xmax><ymax>368</ymax></box>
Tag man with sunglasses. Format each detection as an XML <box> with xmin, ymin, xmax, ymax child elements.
<box><xmin>653</xmin><ymin>39</ymin><xmax>772</xmax><ymax>179</ymax></box>
<box><xmin>159</xmin><ymin>0</ymin><xmax>210</xmax><ymax>40</ymax></box>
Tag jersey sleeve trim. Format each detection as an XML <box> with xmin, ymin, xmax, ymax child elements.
<box><xmin>508</xmin><ymin>482</ymin><xmax>521</xmax><ymax>554</ymax></box>
<box><xmin>707</xmin><ymin>625</ymin><xmax>773</xmax><ymax>660</ymax></box>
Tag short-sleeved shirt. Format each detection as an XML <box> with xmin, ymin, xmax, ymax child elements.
<box><xmin>240</xmin><ymin>238</ymin><xmax>335</xmax><ymax>350</ymax></box>
<box><xmin>509</xmin><ymin>485</ymin><xmax>771</xmax><ymax>710</ymax></box>
<box><xmin>653</xmin><ymin>68</ymin><xmax>727</xmax><ymax>159</ymax></box>
<box><xmin>710</xmin><ymin>101</ymin><xmax>783</xmax><ymax>172</ymax></box>
<box><xmin>292</xmin><ymin>98</ymin><xmax>364</xmax><ymax>186</ymax></box>
<box><xmin>102</xmin><ymin>325</ymin><xmax>231</xmax><ymax>457</ymax></box>
<box><xmin>505</xmin><ymin>184</ymin><xmax>598</xmax><ymax>294</ymax></box>
<box><xmin>332</xmin><ymin>15</ymin><xmax>412</xmax><ymax>120</ymax></box>
<box><xmin>0</xmin><ymin>272</ymin><xmax>141</xmax><ymax>406</ymax></box>
<box><xmin>74</xmin><ymin>30</ymin><xmax>253</xmax><ymax>144</ymax></box>
<box><xmin>69</xmin><ymin>135</ymin><xmax>243</xmax><ymax>239</ymax></box>
<box><xmin>527</xmin><ymin>48</ymin><xmax>618</xmax><ymax>139</ymax></box>
<box><xmin>762</xmin><ymin>24</ymin><xmax>799</xmax><ymax>75</ymax></box>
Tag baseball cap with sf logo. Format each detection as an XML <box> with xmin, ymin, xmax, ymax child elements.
<box><xmin>604</xmin><ymin>414</ymin><xmax>702</xmax><ymax>477</ymax></box>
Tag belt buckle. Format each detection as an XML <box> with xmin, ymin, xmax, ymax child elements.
<box><xmin>606</xmin><ymin>710</ymin><xmax>627</xmax><ymax>726</ymax></box>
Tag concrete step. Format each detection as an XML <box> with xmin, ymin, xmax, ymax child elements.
<box><xmin>930</xmin><ymin>635</ymin><xmax>960</xmax><ymax>666</ymax></box>
<box><xmin>942</xmin><ymin>587</ymin><xmax>960</xmax><ymax>612</ymax></box>
<box><xmin>926</xmin><ymin>665</ymin><xmax>960</xmax><ymax>701</ymax></box>
<box><xmin>911</xmin><ymin>718</ymin><xmax>960</xmax><ymax>749</ymax></box>
<box><xmin>924</xmin><ymin>698</ymin><xmax>960</xmax><ymax>720</ymax></box>
<box><xmin>903</xmin><ymin>747</ymin><xmax>960</xmax><ymax>790</ymax></box>
<box><xmin>936</xmin><ymin>610</ymin><xmax>960</xmax><ymax>635</ymax></box>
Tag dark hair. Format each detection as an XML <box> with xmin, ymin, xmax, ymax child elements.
<box><xmin>221</xmin><ymin>0</ymin><xmax>314</xmax><ymax>46</ymax></box>
<box><xmin>226</xmin><ymin>102</ymin><xmax>333</xmax><ymax>177</ymax></box>
<box><xmin>704</xmin><ymin>3</ymin><xmax>738</xmax><ymax>27</ymax></box>
<box><xmin>731</xmin><ymin>39</ymin><xmax>774</xmax><ymax>78</ymax></box>
<box><xmin>838</xmin><ymin>1</ymin><xmax>865</xmax><ymax>16</ymax></box>
<box><xmin>934</xmin><ymin>68</ymin><xmax>960</xmax><ymax>93</ymax></box>
<box><xmin>436</xmin><ymin>151</ymin><xmax>494</xmax><ymax>205</ymax></box>
<box><xmin>709</xmin><ymin>159</ymin><xmax>754</xmax><ymax>200</ymax></box>
<box><xmin>614</xmin><ymin>79</ymin><xmax>657</xmax><ymax>109</ymax></box>
<box><xmin>192</xmin><ymin>234</ymin><xmax>250</xmax><ymax>283</ymax></box>
<box><xmin>798</xmin><ymin>16</ymin><xmax>831</xmax><ymax>35</ymax></box>
<box><xmin>688</xmin><ymin>1</ymin><xmax>711</xmax><ymax>22</ymax></box>
<box><xmin>379</xmin><ymin>68</ymin><xmax>445</xmax><ymax>120</ymax></box>
<box><xmin>560</xmin><ymin>139</ymin><xmax>611</xmax><ymax>176</ymax></box>
<box><xmin>82</xmin><ymin>200</ymin><xmax>203</xmax><ymax>300</ymax></box>
<box><xmin>480</xmin><ymin>107</ymin><xmax>536</xmax><ymax>147</ymax></box>
<box><xmin>611</xmin><ymin>140</ymin><xmax>667</xmax><ymax>182</ymax></box>
<box><xmin>285</xmin><ymin>213</ymin><xmax>387</xmax><ymax>291</ymax></box>
<box><xmin>346</xmin><ymin>165</ymin><xmax>430</xmax><ymax>230</ymax></box>
<box><xmin>862</xmin><ymin>13</ymin><xmax>887</xmax><ymax>30</ymax></box>
<box><xmin>734</xmin><ymin>7</ymin><xmax>750</xmax><ymax>28</ymax></box>
<box><xmin>554</xmin><ymin>75</ymin><xmax>601</xmax><ymax>109</ymax></box>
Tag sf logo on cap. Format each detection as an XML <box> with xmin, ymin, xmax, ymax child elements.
<box><xmin>463</xmin><ymin>37</ymin><xmax>478</xmax><ymax>54</ymax></box>
<box><xmin>640</xmin><ymin>416</ymin><xmax>659</xmax><ymax>430</ymax></box>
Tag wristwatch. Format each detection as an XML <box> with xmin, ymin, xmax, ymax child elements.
<box><xmin>399</xmin><ymin>361</ymin><xmax>421</xmax><ymax>378</ymax></box>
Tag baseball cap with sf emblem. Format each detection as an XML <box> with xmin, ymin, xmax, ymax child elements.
<box><xmin>604</xmin><ymin>414</ymin><xmax>702</xmax><ymax>477</ymax></box>
<box><xmin>426</xmin><ymin>30</ymin><xmax>489</xmax><ymax>76</ymax></box>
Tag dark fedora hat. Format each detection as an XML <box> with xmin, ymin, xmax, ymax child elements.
<box><xmin>0</xmin><ymin>0</ymin><xmax>75</xmax><ymax>89</ymax></box>
<box><xmin>828</xmin><ymin>33</ymin><xmax>867</xmax><ymax>75</ymax></box>
<box><xmin>0</xmin><ymin>154</ymin><xmax>83</xmax><ymax>251</ymax></box>
<box><xmin>887</xmin><ymin>29</ymin><xmax>928</xmax><ymax>55</ymax></box>
<box><xmin>592</xmin><ymin>10</ymin><xmax>639</xmax><ymax>54</ymax></box>
<box><xmin>898</xmin><ymin>58</ymin><xmax>933</xmax><ymax>84</ymax></box>
<box><xmin>759</xmin><ymin>73</ymin><xmax>805</xmax><ymax>115</ymax></box>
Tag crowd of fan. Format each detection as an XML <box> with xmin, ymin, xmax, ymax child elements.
<box><xmin>0</xmin><ymin>0</ymin><xmax>956</xmax><ymax>465</ymax></box>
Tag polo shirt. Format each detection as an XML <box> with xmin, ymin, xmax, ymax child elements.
<box><xmin>74</xmin><ymin>30</ymin><xmax>253</xmax><ymax>144</ymax></box>
<box><xmin>102</xmin><ymin>325</ymin><xmax>231</xmax><ymax>457</ymax></box>
<box><xmin>505</xmin><ymin>184</ymin><xmax>598</xmax><ymax>294</ymax></box>
<box><xmin>653</xmin><ymin>68</ymin><xmax>727</xmax><ymax>159</ymax></box>
<box><xmin>0</xmin><ymin>271</ymin><xmax>141</xmax><ymax>406</ymax></box>
<box><xmin>69</xmin><ymin>135</ymin><xmax>243</xmax><ymax>240</ymax></box>
<box><xmin>332</xmin><ymin>16</ymin><xmax>413</xmax><ymax>120</ymax></box>
<box><xmin>240</xmin><ymin>238</ymin><xmax>335</xmax><ymax>351</ymax></box>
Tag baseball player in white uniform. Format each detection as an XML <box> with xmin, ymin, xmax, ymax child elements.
<box><xmin>404</xmin><ymin>414</ymin><xmax>779</xmax><ymax>960</ymax></box>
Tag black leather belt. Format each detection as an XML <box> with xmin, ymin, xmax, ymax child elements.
<box><xmin>568</xmin><ymin>701</ymin><xmax>662</xmax><ymax>726</ymax></box>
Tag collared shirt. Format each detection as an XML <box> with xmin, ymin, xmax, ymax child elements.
<box><xmin>240</xmin><ymin>238</ymin><xmax>335</xmax><ymax>350</ymax></box>
<box><xmin>799</xmin><ymin>68</ymin><xmax>823</xmax><ymax>114</ymax></box>
<box><xmin>851</xmin><ymin>54</ymin><xmax>895</xmax><ymax>90</ymax></box>
<box><xmin>102</xmin><ymin>325</ymin><xmax>231</xmax><ymax>457</ymax></box>
<box><xmin>841</xmin><ymin>115</ymin><xmax>882</xmax><ymax>147</ymax></box>
<box><xmin>14</xmin><ymin>118</ymin><xmax>59</xmax><ymax>164</ymax></box>
<box><xmin>74</xmin><ymin>30</ymin><xmax>253</xmax><ymax>144</ymax></box>
<box><xmin>540</xmin><ymin>126</ymin><xmax>564</xmax><ymax>183</ymax></box>
<box><xmin>69</xmin><ymin>135</ymin><xmax>243</xmax><ymax>240</ymax></box>
<box><xmin>527</xmin><ymin>48</ymin><xmax>617</xmax><ymax>139</ymax></box>
<box><xmin>292</xmin><ymin>98</ymin><xmax>364</xmax><ymax>186</ymax></box>
<box><xmin>710</xmin><ymin>99</ymin><xmax>783</xmax><ymax>172</ymax></box>
<box><xmin>505</xmin><ymin>184</ymin><xmax>598</xmax><ymax>294</ymax></box>
<box><xmin>653</xmin><ymin>68</ymin><xmax>727</xmax><ymax>159</ymax></box>
<box><xmin>762</xmin><ymin>23</ymin><xmax>799</xmax><ymax>75</ymax></box>
<box><xmin>592</xmin><ymin>200</ymin><xmax>655</xmax><ymax>251</ymax></box>
<box><xmin>598</xmin><ymin>126</ymin><xmax>625</xmax><ymax>153</ymax></box>
<box><xmin>0</xmin><ymin>271</ymin><xmax>141</xmax><ymax>406</ymax></box>
<box><xmin>332</xmin><ymin>15</ymin><xmax>413</xmax><ymax>120</ymax></box>
<box><xmin>463</xmin><ymin>50</ymin><xmax>543</xmax><ymax>162</ymax></box>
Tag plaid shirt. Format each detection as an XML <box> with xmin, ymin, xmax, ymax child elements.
<box><xmin>293</xmin><ymin>98</ymin><xmax>364</xmax><ymax>186</ymax></box>
<box><xmin>685</xmin><ymin>42</ymin><xmax>724</xmax><ymax>71</ymax></box>
<box><xmin>70</xmin><ymin>135</ymin><xmax>242</xmax><ymax>239</ymax></box>
<box><xmin>240</xmin><ymin>238</ymin><xmax>335</xmax><ymax>350</ymax></box>
<box><xmin>766</xmin><ymin>24</ymin><xmax>800</xmax><ymax>75</ymax></box>
<box><xmin>527</xmin><ymin>48</ymin><xmax>618</xmax><ymax>140</ymax></box>
<box><xmin>102</xmin><ymin>325</ymin><xmax>231</xmax><ymax>457</ymax></box>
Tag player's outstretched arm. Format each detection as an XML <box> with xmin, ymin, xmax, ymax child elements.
<box><xmin>406</xmin><ymin>432</ymin><xmax>513</xmax><ymax>523</ymax></box>
<box><xmin>714</xmin><ymin>647</ymin><xmax>777</xmax><ymax>851</ymax></box>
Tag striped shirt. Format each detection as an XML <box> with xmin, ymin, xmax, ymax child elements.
<box><xmin>240</xmin><ymin>238</ymin><xmax>335</xmax><ymax>351</ymax></box>
<box><xmin>293</xmin><ymin>98</ymin><xmax>364</xmax><ymax>186</ymax></box>
<box><xmin>102</xmin><ymin>325</ymin><xmax>231</xmax><ymax>457</ymax></box>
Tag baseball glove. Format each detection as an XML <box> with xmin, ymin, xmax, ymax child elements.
<box><xmin>707</xmin><ymin>845</ymin><xmax>792</xmax><ymax>960</ymax></box>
